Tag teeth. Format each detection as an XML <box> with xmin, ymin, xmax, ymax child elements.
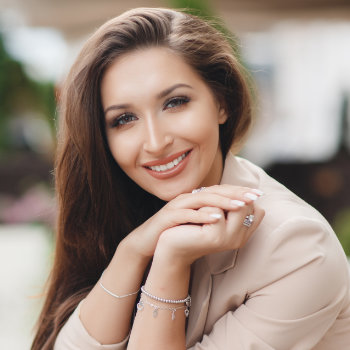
<box><xmin>149</xmin><ymin>152</ymin><xmax>188</xmax><ymax>172</ymax></box>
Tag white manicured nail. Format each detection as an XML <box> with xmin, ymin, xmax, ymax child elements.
<box><xmin>210</xmin><ymin>213</ymin><xmax>222</xmax><ymax>219</ymax></box>
<box><xmin>231</xmin><ymin>200</ymin><xmax>245</xmax><ymax>207</ymax></box>
<box><xmin>244</xmin><ymin>193</ymin><xmax>258</xmax><ymax>201</ymax></box>
<box><xmin>252</xmin><ymin>189</ymin><xmax>264</xmax><ymax>196</ymax></box>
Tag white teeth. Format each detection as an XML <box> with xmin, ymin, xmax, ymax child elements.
<box><xmin>148</xmin><ymin>152</ymin><xmax>188</xmax><ymax>172</ymax></box>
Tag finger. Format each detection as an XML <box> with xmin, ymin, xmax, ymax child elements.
<box><xmin>241</xmin><ymin>206</ymin><xmax>265</xmax><ymax>246</ymax></box>
<box><xmin>199</xmin><ymin>184</ymin><xmax>264</xmax><ymax>204</ymax></box>
<box><xmin>246</xmin><ymin>205</ymin><xmax>265</xmax><ymax>234</ymax></box>
<box><xmin>169</xmin><ymin>192</ymin><xmax>247</xmax><ymax>212</ymax></box>
<box><xmin>197</xmin><ymin>206</ymin><xmax>225</xmax><ymax>218</ymax></box>
<box><xmin>226</xmin><ymin>204</ymin><xmax>264</xmax><ymax>247</ymax></box>
<box><xmin>225</xmin><ymin>204</ymin><xmax>252</xmax><ymax>244</ymax></box>
<box><xmin>161</xmin><ymin>208</ymin><xmax>225</xmax><ymax>228</ymax></box>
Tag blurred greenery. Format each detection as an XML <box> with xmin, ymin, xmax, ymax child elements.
<box><xmin>170</xmin><ymin>0</ymin><xmax>213</xmax><ymax>16</ymax></box>
<box><xmin>334</xmin><ymin>208</ymin><xmax>350</xmax><ymax>257</ymax></box>
<box><xmin>0</xmin><ymin>32</ymin><xmax>56</xmax><ymax>155</ymax></box>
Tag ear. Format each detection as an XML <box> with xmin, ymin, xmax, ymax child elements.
<box><xmin>218</xmin><ymin>104</ymin><xmax>228</xmax><ymax>125</ymax></box>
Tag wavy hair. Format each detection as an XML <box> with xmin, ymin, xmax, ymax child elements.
<box><xmin>32</xmin><ymin>7</ymin><xmax>253</xmax><ymax>349</ymax></box>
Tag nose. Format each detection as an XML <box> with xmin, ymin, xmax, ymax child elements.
<box><xmin>142</xmin><ymin>116</ymin><xmax>173</xmax><ymax>154</ymax></box>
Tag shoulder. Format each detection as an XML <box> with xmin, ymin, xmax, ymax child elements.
<box><xmin>223</xmin><ymin>155</ymin><xmax>349</xmax><ymax>293</ymax></box>
<box><xmin>239</xmin><ymin>199</ymin><xmax>349</xmax><ymax>303</ymax></box>
<box><xmin>222</xmin><ymin>153</ymin><xmax>334</xmax><ymax>229</ymax></box>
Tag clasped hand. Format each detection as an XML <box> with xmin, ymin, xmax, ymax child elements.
<box><xmin>123</xmin><ymin>185</ymin><xmax>264</xmax><ymax>267</ymax></box>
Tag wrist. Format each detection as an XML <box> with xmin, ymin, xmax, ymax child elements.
<box><xmin>118</xmin><ymin>235</ymin><xmax>151</xmax><ymax>268</ymax></box>
<box><xmin>152</xmin><ymin>240</ymin><xmax>192</xmax><ymax>277</ymax></box>
<box><xmin>154</xmin><ymin>233</ymin><xmax>195</xmax><ymax>269</ymax></box>
<box><xmin>145</xmin><ymin>251</ymin><xmax>191</xmax><ymax>302</ymax></box>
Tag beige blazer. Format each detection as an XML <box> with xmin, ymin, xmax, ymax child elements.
<box><xmin>55</xmin><ymin>154</ymin><xmax>350</xmax><ymax>349</ymax></box>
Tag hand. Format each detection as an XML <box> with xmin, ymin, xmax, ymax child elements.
<box><xmin>153</xmin><ymin>192</ymin><xmax>264</xmax><ymax>266</ymax></box>
<box><xmin>122</xmin><ymin>185</ymin><xmax>263</xmax><ymax>261</ymax></box>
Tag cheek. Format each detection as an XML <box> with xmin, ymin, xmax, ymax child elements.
<box><xmin>107</xmin><ymin>132</ymin><xmax>138</xmax><ymax>170</ymax></box>
<box><xmin>180</xmin><ymin>111</ymin><xmax>220</xmax><ymax>147</ymax></box>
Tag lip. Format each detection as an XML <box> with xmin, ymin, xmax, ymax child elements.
<box><xmin>142</xmin><ymin>149</ymin><xmax>192</xmax><ymax>167</ymax></box>
<box><xmin>143</xmin><ymin>149</ymin><xmax>192</xmax><ymax>180</ymax></box>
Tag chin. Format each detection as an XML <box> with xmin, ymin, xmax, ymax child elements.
<box><xmin>155</xmin><ymin>192</ymin><xmax>180</xmax><ymax>202</ymax></box>
<box><xmin>153</xmin><ymin>187</ymin><xmax>191</xmax><ymax>202</ymax></box>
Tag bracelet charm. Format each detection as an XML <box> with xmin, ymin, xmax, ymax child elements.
<box><xmin>137</xmin><ymin>295</ymin><xmax>189</xmax><ymax>321</ymax></box>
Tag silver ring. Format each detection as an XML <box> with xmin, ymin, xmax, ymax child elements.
<box><xmin>192</xmin><ymin>187</ymin><xmax>206</xmax><ymax>194</ymax></box>
<box><xmin>243</xmin><ymin>214</ymin><xmax>254</xmax><ymax>227</ymax></box>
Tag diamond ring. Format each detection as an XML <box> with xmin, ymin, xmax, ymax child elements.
<box><xmin>243</xmin><ymin>214</ymin><xmax>254</xmax><ymax>227</ymax></box>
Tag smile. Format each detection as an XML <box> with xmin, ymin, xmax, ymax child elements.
<box><xmin>146</xmin><ymin>151</ymin><xmax>190</xmax><ymax>172</ymax></box>
<box><xmin>142</xmin><ymin>149</ymin><xmax>192</xmax><ymax>180</ymax></box>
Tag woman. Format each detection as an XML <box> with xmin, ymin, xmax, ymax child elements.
<box><xmin>32</xmin><ymin>7</ymin><xmax>350</xmax><ymax>350</ymax></box>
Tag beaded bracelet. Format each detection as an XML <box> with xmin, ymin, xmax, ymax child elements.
<box><xmin>140</xmin><ymin>285</ymin><xmax>191</xmax><ymax>307</ymax></box>
<box><xmin>137</xmin><ymin>295</ymin><xmax>190</xmax><ymax>320</ymax></box>
<box><xmin>99</xmin><ymin>270</ymin><xmax>139</xmax><ymax>299</ymax></box>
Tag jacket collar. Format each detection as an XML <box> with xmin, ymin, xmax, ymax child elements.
<box><xmin>186</xmin><ymin>153</ymin><xmax>248</xmax><ymax>346</ymax></box>
<box><xmin>186</xmin><ymin>154</ymin><xmax>263</xmax><ymax>346</ymax></box>
<box><xmin>202</xmin><ymin>153</ymin><xmax>249</xmax><ymax>275</ymax></box>
<box><xmin>205</xmin><ymin>249</ymin><xmax>238</xmax><ymax>275</ymax></box>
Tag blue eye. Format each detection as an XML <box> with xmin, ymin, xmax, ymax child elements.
<box><xmin>111</xmin><ymin>113</ymin><xmax>137</xmax><ymax>128</ymax></box>
<box><xmin>164</xmin><ymin>96</ymin><xmax>190</xmax><ymax>110</ymax></box>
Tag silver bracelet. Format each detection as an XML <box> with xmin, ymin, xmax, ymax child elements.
<box><xmin>137</xmin><ymin>296</ymin><xmax>190</xmax><ymax>320</ymax></box>
<box><xmin>99</xmin><ymin>270</ymin><xmax>139</xmax><ymax>299</ymax></box>
<box><xmin>140</xmin><ymin>285</ymin><xmax>191</xmax><ymax>307</ymax></box>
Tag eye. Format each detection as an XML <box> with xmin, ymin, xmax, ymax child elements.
<box><xmin>110</xmin><ymin>113</ymin><xmax>137</xmax><ymax>128</ymax></box>
<box><xmin>164</xmin><ymin>96</ymin><xmax>190</xmax><ymax>110</ymax></box>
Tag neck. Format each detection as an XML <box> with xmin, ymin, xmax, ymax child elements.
<box><xmin>200</xmin><ymin>148</ymin><xmax>224</xmax><ymax>187</ymax></box>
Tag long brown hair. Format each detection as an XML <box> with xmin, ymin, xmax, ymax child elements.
<box><xmin>32</xmin><ymin>7</ymin><xmax>253</xmax><ymax>349</ymax></box>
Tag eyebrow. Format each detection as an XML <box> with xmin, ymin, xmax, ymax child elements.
<box><xmin>157</xmin><ymin>83</ymin><xmax>193</xmax><ymax>99</ymax></box>
<box><xmin>104</xmin><ymin>83</ymin><xmax>193</xmax><ymax>115</ymax></box>
<box><xmin>104</xmin><ymin>103</ymin><xmax>131</xmax><ymax>115</ymax></box>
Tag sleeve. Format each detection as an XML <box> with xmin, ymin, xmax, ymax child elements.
<box><xmin>188</xmin><ymin>217</ymin><xmax>350</xmax><ymax>350</ymax></box>
<box><xmin>54</xmin><ymin>301</ymin><xmax>129</xmax><ymax>350</ymax></box>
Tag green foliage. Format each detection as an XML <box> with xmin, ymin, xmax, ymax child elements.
<box><xmin>170</xmin><ymin>0</ymin><xmax>213</xmax><ymax>17</ymax></box>
<box><xmin>0</xmin><ymin>32</ymin><xmax>56</xmax><ymax>153</ymax></box>
<box><xmin>333</xmin><ymin>207</ymin><xmax>350</xmax><ymax>257</ymax></box>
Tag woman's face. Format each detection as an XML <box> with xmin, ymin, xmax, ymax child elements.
<box><xmin>101</xmin><ymin>47</ymin><xmax>227</xmax><ymax>201</ymax></box>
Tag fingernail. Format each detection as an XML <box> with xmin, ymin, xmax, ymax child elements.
<box><xmin>244</xmin><ymin>193</ymin><xmax>258</xmax><ymax>201</ymax></box>
<box><xmin>251</xmin><ymin>189</ymin><xmax>264</xmax><ymax>196</ymax></box>
<box><xmin>210</xmin><ymin>213</ymin><xmax>222</xmax><ymax>219</ymax></box>
<box><xmin>231</xmin><ymin>200</ymin><xmax>246</xmax><ymax>207</ymax></box>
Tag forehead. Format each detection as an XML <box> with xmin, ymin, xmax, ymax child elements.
<box><xmin>100</xmin><ymin>47</ymin><xmax>208</xmax><ymax>102</ymax></box>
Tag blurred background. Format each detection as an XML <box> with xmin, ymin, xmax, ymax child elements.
<box><xmin>0</xmin><ymin>0</ymin><xmax>349</xmax><ymax>348</ymax></box>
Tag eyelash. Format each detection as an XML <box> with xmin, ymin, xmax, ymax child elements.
<box><xmin>110</xmin><ymin>113</ymin><xmax>137</xmax><ymax>128</ymax></box>
<box><xmin>109</xmin><ymin>96</ymin><xmax>190</xmax><ymax>128</ymax></box>
<box><xmin>163</xmin><ymin>96</ymin><xmax>190</xmax><ymax>110</ymax></box>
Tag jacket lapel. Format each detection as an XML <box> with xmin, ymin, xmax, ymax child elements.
<box><xmin>186</xmin><ymin>153</ymin><xmax>257</xmax><ymax>346</ymax></box>
<box><xmin>186</xmin><ymin>257</ymin><xmax>212</xmax><ymax>347</ymax></box>
<box><xmin>186</xmin><ymin>250</ymin><xmax>238</xmax><ymax>347</ymax></box>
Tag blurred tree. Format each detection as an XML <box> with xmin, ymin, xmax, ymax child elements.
<box><xmin>170</xmin><ymin>0</ymin><xmax>213</xmax><ymax>16</ymax></box>
<box><xmin>0</xmin><ymin>32</ymin><xmax>56</xmax><ymax>154</ymax></box>
<box><xmin>334</xmin><ymin>208</ymin><xmax>350</xmax><ymax>257</ymax></box>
